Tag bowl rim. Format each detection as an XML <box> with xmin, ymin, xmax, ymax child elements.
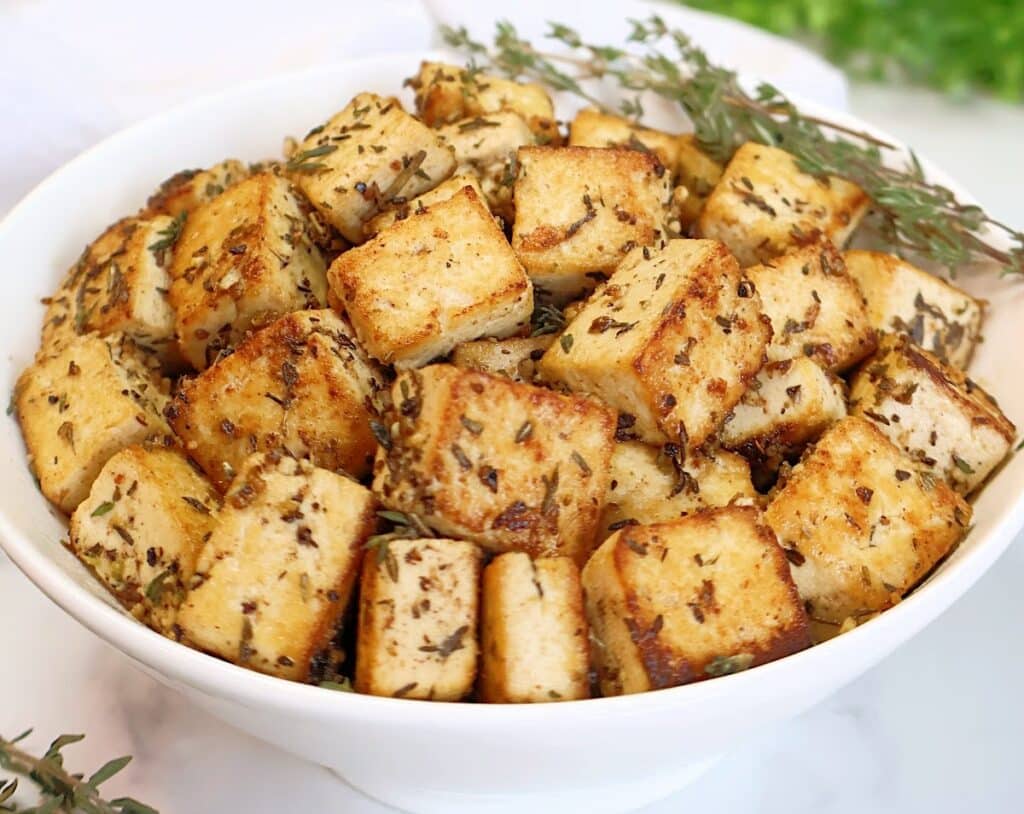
<box><xmin>1</xmin><ymin>49</ymin><xmax>1021</xmax><ymax>726</ymax></box>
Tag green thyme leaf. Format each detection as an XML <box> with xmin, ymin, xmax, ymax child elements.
<box><xmin>91</xmin><ymin>501</ymin><xmax>115</xmax><ymax>517</ymax></box>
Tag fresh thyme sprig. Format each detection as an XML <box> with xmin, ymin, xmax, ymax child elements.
<box><xmin>0</xmin><ymin>730</ymin><xmax>156</xmax><ymax>813</ymax></box>
<box><xmin>441</xmin><ymin>17</ymin><xmax>1024</xmax><ymax>277</ymax></box>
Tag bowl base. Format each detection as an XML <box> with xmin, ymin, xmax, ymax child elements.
<box><xmin>330</xmin><ymin>753</ymin><xmax>722</xmax><ymax>814</ymax></box>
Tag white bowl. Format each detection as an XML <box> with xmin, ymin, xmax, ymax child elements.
<box><xmin>1</xmin><ymin>52</ymin><xmax>1021</xmax><ymax>814</ymax></box>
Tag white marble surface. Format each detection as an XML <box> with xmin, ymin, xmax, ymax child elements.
<box><xmin>2</xmin><ymin>3</ymin><xmax>1024</xmax><ymax>811</ymax></box>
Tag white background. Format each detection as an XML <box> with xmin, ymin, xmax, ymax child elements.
<box><xmin>2</xmin><ymin>1</ymin><xmax>1022</xmax><ymax>812</ymax></box>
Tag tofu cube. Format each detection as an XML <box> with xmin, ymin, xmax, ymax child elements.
<box><xmin>512</xmin><ymin>146</ymin><xmax>673</xmax><ymax>302</ymax></box>
<box><xmin>143</xmin><ymin>159</ymin><xmax>250</xmax><ymax>217</ymax></box>
<box><xmin>363</xmin><ymin>174</ymin><xmax>486</xmax><ymax>238</ymax></box>
<box><xmin>43</xmin><ymin>216</ymin><xmax>181</xmax><ymax>366</ymax></box>
<box><xmin>167</xmin><ymin>309</ymin><xmax>386</xmax><ymax>491</ymax></box>
<box><xmin>764</xmin><ymin>416</ymin><xmax>972</xmax><ymax>633</ymax></box>
<box><xmin>329</xmin><ymin>186</ymin><xmax>533</xmax><ymax>368</ymax></box>
<box><xmin>479</xmin><ymin>552</ymin><xmax>590</xmax><ymax>703</ymax></box>
<box><xmin>538</xmin><ymin>239</ymin><xmax>770</xmax><ymax>448</ymax></box>
<box><xmin>450</xmin><ymin>335</ymin><xmax>555</xmax><ymax>383</ymax></box>
<box><xmin>177</xmin><ymin>452</ymin><xmax>376</xmax><ymax>681</ymax></box>
<box><xmin>696</xmin><ymin>143</ymin><xmax>870</xmax><ymax>267</ymax></box>
<box><xmin>721</xmin><ymin>357</ymin><xmax>847</xmax><ymax>470</ymax></box>
<box><xmin>844</xmin><ymin>250</ymin><xmax>983</xmax><ymax>368</ymax></box>
<box><xmin>16</xmin><ymin>333</ymin><xmax>172</xmax><ymax>513</ymax></box>
<box><xmin>582</xmin><ymin>506</ymin><xmax>810</xmax><ymax>696</ymax></box>
<box><xmin>355</xmin><ymin>537</ymin><xmax>482</xmax><ymax>700</ymax></box>
<box><xmin>69</xmin><ymin>445</ymin><xmax>218</xmax><ymax>633</ymax></box>
<box><xmin>291</xmin><ymin>93</ymin><xmax>456</xmax><ymax>243</ymax></box>
<box><xmin>600</xmin><ymin>441</ymin><xmax>756</xmax><ymax>537</ymax></box>
<box><xmin>411</xmin><ymin>61</ymin><xmax>560</xmax><ymax>144</ymax></box>
<box><xmin>849</xmin><ymin>334</ymin><xmax>1015</xmax><ymax>494</ymax></box>
<box><xmin>568</xmin><ymin>107</ymin><xmax>681</xmax><ymax>173</ymax></box>
<box><xmin>437</xmin><ymin>111</ymin><xmax>535</xmax><ymax>222</ymax></box>
<box><xmin>169</xmin><ymin>172</ymin><xmax>328</xmax><ymax>369</ymax></box>
<box><xmin>373</xmin><ymin>364</ymin><xmax>617</xmax><ymax>564</ymax></box>
<box><xmin>675</xmin><ymin>135</ymin><xmax>724</xmax><ymax>228</ymax></box>
<box><xmin>749</xmin><ymin>241</ymin><xmax>877</xmax><ymax>371</ymax></box>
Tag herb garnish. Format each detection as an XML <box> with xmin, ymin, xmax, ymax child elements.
<box><xmin>148</xmin><ymin>211</ymin><xmax>186</xmax><ymax>254</ymax></box>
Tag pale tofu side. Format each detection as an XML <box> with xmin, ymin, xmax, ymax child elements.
<box><xmin>764</xmin><ymin>416</ymin><xmax>972</xmax><ymax>636</ymax></box>
<box><xmin>167</xmin><ymin>309</ymin><xmax>386</xmax><ymax>491</ymax></box>
<box><xmin>748</xmin><ymin>241</ymin><xmax>877</xmax><ymax>371</ymax></box>
<box><xmin>675</xmin><ymin>135</ymin><xmax>724</xmax><ymax>228</ymax></box>
<box><xmin>479</xmin><ymin>552</ymin><xmax>590</xmax><ymax>703</ymax></box>
<box><xmin>450</xmin><ymin>335</ymin><xmax>555</xmax><ymax>384</ymax></box>
<box><xmin>538</xmin><ymin>239</ymin><xmax>770</xmax><ymax>448</ymax></box>
<box><xmin>16</xmin><ymin>333</ymin><xmax>172</xmax><ymax>513</ymax></box>
<box><xmin>69</xmin><ymin>445</ymin><xmax>218</xmax><ymax>634</ymax></box>
<box><xmin>169</xmin><ymin>172</ymin><xmax>328</xmax><ymax>369</ymax></box>
<box><xmin>355</xmin><ymin>538</ymin><xmax>482</xmax><ymax>700</ymax></box>
<box><xmin>568</xmin><ymin>107</ymin><xmax>681</xmax><ymax>173</ymax></box>
<box><xmin>411</xmin><ymin>62</ymin><xmax>560</xmax><ymax>144</ymax></box>
<box><xmin>437</xmin><ymin>112</ymin><xmax>536</xmax><ymax>223</ymax></box>
<box><xmin>177</xmin><ymin>452</ymin><xmax>376</xmax><ymax>681</ymax></box>
<box><xmin>373</xmin><ymin>365</ymin><xmax>617</xmax><ymax>564</ymax></box>
<box><xmin>721</xmin><ymin>357</ymin><xmax>847</xmax><ymax>468</ymax></box>
<box><xmin>363</xmin><ymin>174</ymin><xmax>486</xmax><ymax>238</ymax></box>
<box><xmin>849</xmin><ymin>334</ymin><xmax>1015</xmax><ymax>495</ymax></box>
<box><xmin>696</xmin><ymin>143</ymin><xmax>870</xmax><ymax>267</ymax></box>
<box><xmin>581</xmin><ymin>506</ymin><xmax>810</xmax><ymax>696</ymax></box>
<box><xmin>599</xmin><ymin>441</ymin><xmax>756</xmax><ymax>538</ymax></box>
<box><xmin>143</xmin><ymin>159</ymin><xmax>250</xmax><ymax>218</ymax></box>
<box><xmin>291</xmin><ymin>93</ymin><xmax>456</xmax><ymax>243</ymax></box>
<box><xmin>42</xmin><ymin>216</ymin><xmax>181</xmax><ymax>367</ymax></box>
<box><xmin>329</xmin><ymin>187</ymin><xmax>533</xmax><ymax>369</ymax></box>
<box><xmin>844</xmin><ymin>250</ymin><xmax>983</xmax><ymax>369</ymax></box>
<box><xmin>512</xmin><ymin>146</ymin><xmax>673</xmax><ymax>303</ymax></box>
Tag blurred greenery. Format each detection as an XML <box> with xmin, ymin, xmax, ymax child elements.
<box><xmin>680</xmin><ymin>0</ymin><xmax>1024</xmax><ymax>101</ymax></box>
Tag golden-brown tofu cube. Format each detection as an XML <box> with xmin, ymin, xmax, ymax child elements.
<box><xmin>363</xmin><ymin>174</ymin><xmax>486</xmax><ymax>238</ymax></box>
<box><xmin>479</xmin><ymin>552</ymin><xmax>590</xmax><ymax>703</ymax></box>
<box><xmin>512</xmin><ymin>146</ymin><xmax>673</xmax><ymax>302</ymax></box>
<box><xmin>721</xmin><ymin>357</ymin><xmax>847</xmax><ymax>470</ymax></box>
<box><xmin>169</xmin><ymin>173</ymin><xmax>328</xmax><ymax>369</ymax></box>
<box><xmin>749</xmin><ymin>241</ymin><xmax>877</xmax><ymax>371</ymax></box>
<box><xmin>849</xmin><ymin>334</ymin><xmax>1015</xmax><ymax>495</ymax></box>
<box><xmin>764</xmin><ymin>416</ymin><xmax>972</xmax><ymax>634</ymax></box>
<box><xmin>582</xmin><ymin>506</ymin><xmax>810</xmax><ymax>696</ymax></box>
<box><xmin>177</xmin><ymin>452</ymin><xmax>376</xmax><ymax>681</ymax></box>
<box><xmin>411</xmin><ymin>61</ymin><xmax>560</xmax><ymax>144</ymax></box>
<box><xmin>143</xmin><ymin>160</ymin><xmax>250</xmax><ymax>217</ymax></box>
<box><xmin>69</xmin><ymin>445</ymin><xmax>218</xmax><ymax>633</ymax></box>
<box><xmin>600</xmin><ymin>441</ymin><xmax>756</xmax><ymax>537</ymax></box>
<box><xmin>291</xmin><ymin>93</ymin><xmax>456</xmax><ymax>243</ymax></box>
<box><xmin>437</xmin><ymin>111</ymin><xmax>535</xmax><ymax>222</ymax></box>
<box><xmin>450</xmin><ymin>335</ymin><xmax>555</xmax><ymax>383</ymax></box>
<box><xmin>844</xmin><ymin>250</ymin><xmax>983</xmax><ymax>368</ymax></box>
<box><xmin>675</xmin><ymin>135</ymin><xmax>724</xmax><ymax>228</ymax></box>
<box><xmin>373</xmin><ymin>364</ymin><xmax>617</xmax><ymax>564</ymax></box>
<box><xmin>538</xmin><ymin>239</ymin><xmax>770</xmax><ymax>448</ymax></box>
<box><xmin>329</xmin><ymin>187</ymin><xmax>533</xmax><ymax>368</ymax></box>
<box><xmin>43</xmin><ymin>216</ymin><xmax>182</xmax><ymax>366</ymax></box>
<box><xmin>696</xmin><ymin>143</ymin><xmax>870</xmax><ymax>267</ymax></box>
<box><xmin>355</xmin><ymin>537</ymin><xmax>482</xmax><ymax>700</ymax></box>
<box><xmin>167</xmin><ymin>309</ymin><xmax>385</xmax><ymax>491</ymax></box>
<box><xmin>16</xmin><ymin>333</ymin><xmax>172</xmax><ymax>513</ymax></box>
<box><xmin>568</xmin><ymin>107</ymin><xmax>681</xmax><ymax>172</ymax></box>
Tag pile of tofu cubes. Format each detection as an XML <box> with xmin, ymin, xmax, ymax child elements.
<box><xmin>15</xmin><ymin>61</ymin><xmax>1015</xmax><ymax>701</ymax></box>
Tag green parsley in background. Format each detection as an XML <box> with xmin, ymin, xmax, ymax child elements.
<box><xmin>680</xmin><ymin>0</ymin><xmax>1024</xmax><ymax>101</ymax></box>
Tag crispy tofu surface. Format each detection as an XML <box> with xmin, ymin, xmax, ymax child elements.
<box><xmin>355</xmin><ymin>537</ymin><xmax>482</xmax><ymax>700</ymax></box>
<box><xmin>373</xmin><ymin>364</ymin><xmax>616</xmax><ymax>564</ymax></box>
<box><xmin>479</xmin><ymin>552</ymin><xmax>590</xmax><ymax>703</ymax></box>
<box><xmin>675</xmin><ymin>135</ymin><xmax>724</xmax><ymax>228</ymax></box>
<box><xmin>582</xmin><ymin>506</ymin><xmax>810</xmax><ymax>695</ymax></box>
<box><xmin>363</xmin><ymin>174</ymin><xmax>486</xmax><ymax>238</ymax></box>
<box><xmin>538</xmin><ymin>239</ymin><xmax>770</xmax><ymax>448</ymax></box>
<box><xmin>450</xmin><ymin>335</ymin><xmax>555</xmax><ymax>384</ymax></box>
<box><xmin>177</xmin><ymin>452</ymin><xmax>376</xmax><ymax>681</ymax></box>
<box><xmin>144</xmin><ymin>159</ymin><xmax>250</xmax><ymax>217</ymax></box>
<box><xmin>568</xmin><ymin>107</ymin><xmax>681</xmax><ymax>172</ymax></box>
